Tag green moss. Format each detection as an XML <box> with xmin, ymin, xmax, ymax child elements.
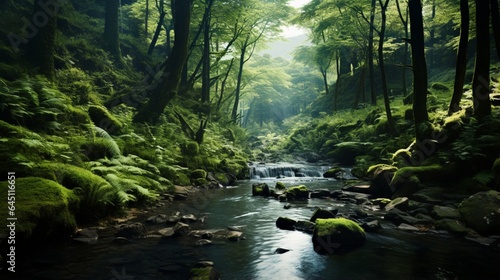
<box><xmin>0</xmin><ymin>177</ymin><xmax>78</xmax><ymax>238</ymax></box>
<box><xmin>191</xmin><ymin>169</ymin><xmax>207</xmax><ymax>179</ymax></box>
<box><xmin>189</xmin><ymin>267</ymin><xmax>218</xmax><ymax>280</ymax></box>
<box><xmin>315</xmin><ymin>218</ymin><xmax>365</xmax><ymax>237</ymax></box>
<box><xmin>285</xmin><ymin>185</ymin><xmax>309</xmax><ymax>200</ymax></box>
<box><xmin>391</xmin><ymin>164</ymin><xmax>444</xmax><ymax>185</ymax></box>
<box><xmin>367</xmin><ymin>164</ymin><xmax>398</xmax><ymax>176</ymax></box>
<box><xmin>275</xmin><ymin>181</ymin><xmax>286</xmax><ymax>190</ymax></box>
<box><xmin>0</xmin><ymin>120</ymin><xmax>43</xmax><ymax>140</ymax></box>
<box><xmin>88</xmin><ymin>105</ymin><xmax>123</xmax><ymax>135</ymax></box>
<box><xmin>181</xmin><ymin>141</ymin><xmax>200</xmax><ymax>157</ymax></box>
<box><xmin>214</xmin><ymin>173</ymin><xmax>230</xmax><ymax>185</ymax></box>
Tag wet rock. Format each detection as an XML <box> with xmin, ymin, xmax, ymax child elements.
<box><xmin>310</xmin><ymin>208</ymin><xmax>338</xmax><ymax>222</ymax></box>
<box><xmin>146</xmin><ymin>214</ymin><xmax>168</xmax><ymax>224</ymax></box>
<box><xmin>459</xmin><ymin>190</ymin><xmax>500</xmax><ymax>235</ymax></box>
<box><xmin>274</xmin><ymin>248</ymin><xmax>291</xmax><ymax>254</ymax></box>
<box><xmin>310</xmin><ymin>189</ymin><xmax>331</xmax><ymax>198</ymax></box>
<box><xmin>227</xmin><ymin>225</ymin><xmax>244</xmax><ymax>232</ymax></box>
<box><xmin>113</xmin><ymin>237</ymin><xmax>132</xmax><ymax>244</ymax></box>
<box><xmin>182</xmin><ymin>214</ymin><xmax>198</xmax><ymax>223</ymax></box>
<box><xmin>73</xmin><ymin>228</ymin><xmax>98</xmax><ymax>244</ymax></box>
<box><xmin>385</xmin><ymin>208</ymin><xmax>423</xmax><ymax>226</ymax></box>
<box><xmin>284</xmin><ymin>203</ymin><xmax>292</xmax><ymax>209</ymax></box>
<box><xmin>330</xmin><ymin>190</ymin><xmax>344</xmax><ymax>198</ymax></box>
<box><xmin>294</xmin><ymin>220</ymin><xmax>315</xmax><ymax>233</ymax></box>
<box><xmin>157</xmin><ymin>227</ymin><xmax>175</xmax><ymax>238</ymax></box>
<box><xmin>278</xmin><ymin>194</ymin><xmax>287</xmax><ymax>202</ymax></box>
<box><xmin>414</xmin><ymin>213</ymin><xmax>435</xmax><ymax>224</ymax></box>
<box><xmin>276</xmin><ymin>217</ymin><xmax>297</xmax><ymax>230</ymax></box>
<box><xmin>434</xmin><ymin>219</ymin><xmax>468</xmax><ymax>237</ymax></box>
<box><xmin>465</xmin><ymin>236</ymin><xmax>499</xmax><ymax>246</ymax></box>
<box><xmin>252</xmin><ymin>183</ymin><xmax>270</xmax><ymax>196</ymax></box>
<box><xmin>323</xmin><ymin>167</ymin><xmax>344</xmax><ymax>179</ymax></box>
<box><xmin>227</xmin><ymin>230</ymin><xmax>244</xmax><ymax>241</ymax></box>
<box><xmin>189</xmin><ymin>266</ymin><xmax>220</xmax><ymax>280</ymax></box>
<box><xmin>173</xmin><ymin>222</ymin><xmax>191</xmax><ymax>236</ymax></box>
<box><xmin>361</xmin><ymin>220</ymin><xmax>382</xmax><ymax>233</ymax></box>
<box><xmin>115</xmin><ymin>223</ymin><xmax>148</xmax><ymax>240</ymax></box>
<box><xmin>196</xmin><ymin>239</ymin><xmax>213</xmax><ymax>246</ymax></box>
<box><xmin>330</xmin><ymin>142</ymin><xmax>373</xmax><ymax>165</ymax></box>
<box><xmin>159</xmin><ymin>264</ymin><xmax>182</xmax><ymax>274</ymax></box>
<box><xmin>285</xmin><ymin>185</ymin><xmax>309</xmax><ymax>201</ymax></box>
<box><xmin>384</xmin><ymin>197</ymin><xmax>409</xmax><ymax>211</ymax></box>
<box><xmin>167</xmin><ymin>214</ymin><xmax>181</xmax><ymax>224</ymax></box>
<box><xmin>432</xmin><ymin>205</ymin><xmax>461</xmax><ymax>220</ymax></box>
<box><xmin>197</xmin><ymin>261</ymin><xmax>215</xmax><ymax>267</ymax></box>
<box><xmin>342</xmin><ymin>184</ymin><xmax>371</xmax><ymax>194</ymax></box>
<box><xmin>410</xmin><ymin>187</ymin><xmax>447</xmax><ymax>204</ymax></box>
<box><xmin>312</xmin><ymin>218</ymin><xmax>366</xmax><ymax>255</ymax></box>
<box><xmin>353</xmin><ymin>208</ymin><xmax>369</xmax><ymax>219</ymax></box>
<box><xmin>367</xmin><ymin>164</ymin><xmax>398</xmax><ymax>198</ymax></box>
<box><xmin>398</xmin><ymin>223</ymin><xmax>419</xmax><ymax>231</ymax></box>
<box><xmin>371</xmin><ymin>198</ymin><xmax>391</xmax><ymax>208</ymax></box>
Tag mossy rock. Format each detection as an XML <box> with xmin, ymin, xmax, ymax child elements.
<box><xmin>191</xmin><ymin>169</ymin><xmax>207</xmax><ymax>180</ymax></box>
<box><xmin>275</xmin><ymin>181</ymin><xmax>286</xmax><ymax>190</ymax></box>
<box><xmin>458</xmin><ymin>190</ymin><xmax>500</xmax><ymax>235</ymax></box>
<box><xmin>434</xmin><ymin>219</ymin><xmax>468</xmax><ymax>237</ymax></box>
<box><xmin>252</xmin><ymin>183</ymin><xmax>270</xmax><ymax>196</ymax></box>
<box><xmin>391</xmin><ymin>164</ymin><xmax>445</xmax><ymax>188</ymax></box>
<box><xmin>431</xmin><ymin>82</ymin><xmax>449</xmax><ymax>91</ymax></box>
<box><xmin>323</xmin><ymin>167</ymin><xmax>344</xmax><ymax>179</ymax></box>
<box><xmin>367</xmin><ymin>164</ymin><xmax>398</xmax><ymax>198</ymax></box>
<box><xmin>221</xmin><ymin>159</ymin><xmax>248</xmax><ymax>179</ymax></box>
<box><xmin>33</xmin><ymin>163</ymin><xmax>109</xmax><ymax>190</ymax></box>
<box><xmin>329</xmin><ymin>142</ymin><xmax>373</xmax><ymax>165</ymax></box>
<box><xmin>189</xmin><ymin>266</ymin><xmax>220</xmax><ymax>280</ymax></box>
<box><xmin>0</xmin><ymin>177</ymin><xmax>79</xmax><ymax>238</ymax></box>
<box><xmin>214</xmin><ymin>173</ymin><xmax>230</xmax><ymax>186</ymax></box>
<box><xmin>88</xmin><ymin>105</ymin><xmax>123</xmax><ymax>135</ymax></box>
<box><xmin>176</xmin><ymin>173</ymin><xmax>192</xmax><ymax>186</ymax></box>
<box><xmin>194</xmin><ymin>178</ymin><xmax>208</xmax><ymax>187</ymax></box>
<box><xmin>181</xmin><ymin>141</ymin><xmax>200</xmax><ymax>157</ymax></box>
<box><xmin>310</xmin><ymin>208</ymin><xmax>337</xmax><ymax>222</ymax></box>
<box><xmin>312</xmin><ymin>218</ymin><xmax>366</xmax><ymax>255</ymax></box>
<box><xmin>285</xmin><ymin>185</ymin><xmax>309</xmax><ymax>200</ymax></box>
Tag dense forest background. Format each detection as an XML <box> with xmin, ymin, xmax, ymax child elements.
<box><xmin>0</xmin><ymin>0</ymin><xmax>499</xmax><ymax>239</ymax></box>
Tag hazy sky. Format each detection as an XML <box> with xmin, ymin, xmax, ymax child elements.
<box><xmin>281</xmin><ymin>0</ymin><xmax>310</xmax><ymax>37</ymax></box>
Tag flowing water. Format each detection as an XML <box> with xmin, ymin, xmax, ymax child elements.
<box><xmin>10</xmin><ymin>164</ymin><xmax>500</xmax><ymax>279</ymax></box>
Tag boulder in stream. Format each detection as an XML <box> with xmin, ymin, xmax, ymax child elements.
<box><xmin>458</xmin><ymin>190</ymin><xmax>500</xmax><ymax>235</ymax></box>
<box><xmin>285</xmin><ymin>185</ymin><xmax>309</xmax><ymax>201</ymax></box>
<box><xmin>115</xmin><ymin>223</ymin><xmax>148</xmax><ymax>240</ymax></box>
<box><xmin>276</xmin><ymin>217</ymin><xmax>297</xmax><ymax>230</ymax></box>
<box><xmin>252</xmin><ymin>183</ymin><xmax>270</xmax><ymax>197</ymax></box>
<box><xmin>310</xmin><ymin>208</ymin><xmax>338</xmax><ymax>222</ymax></box>
<box><xmin>312</xmin><ymin>218</ymin><xmax>366</xmax><ymax>255</ymax></box>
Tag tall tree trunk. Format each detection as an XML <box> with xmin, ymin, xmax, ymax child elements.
<box><xmin>448</xmin><ymin>0</ymin><xmax>469</xmax><ymax>115</ymax></box>
<box><xmin>231</xmin><ymin>40</ymin><xmax>248</xmax><ymax>123</ymax></box>
<box><xmin>334</xmin><ymin>51</ymin><xmax>340</xmax><ymax>111</ymax></box>
<box><xmin>473</xmin><ymin>0</ymin><xmax>491</xmax><ymax>118</ymax></box>
<box><xmin>216</xmin><ymin>58</ymin><xmax>234</xmax><ymax>112</ymax></box>
<box><xmin>201</xmin><ymin>0</ymin><xmax>214</xmax><ymax>103</ymax></box>
<box><xmin>368</xmin><ymin>0</ymin><xmax>377</xmax><ymax>105</ymax></box>
<box><xmin>378</xmin><ymin>0</ymin><xmax>395</xmax><ymax>134</ymax></box>
<box><xmin>133</xmin><ymin>0</ymin><xmax>191</xmax><ymax>124</ymax></box>
<box><xmin>409</xmin><ymin>0</ymin><xmax>429</xmax><ymax>140</ymax></box>
<box><xmin>321</xmin><ymin>70</ymin><xmax>329</xmax><ymax>96</ymax></box>
<box><xmin>396</xmin><ymin>0</ymin><xmax>409</xmax><ymax>97</ymax></box>
<box><xmin>103</xmin><ymin>0</ymin><xmax>122</xmax><ymax>61</ymax></box>
<box><xmin>27</xmin><ymin>0</ymin><xmax>57</xmax><ymax>80</ymax></box>
<box><xmin>491</xmin><ymin>0</ymin><xmax>500</xmax><ymax>60</ymax></box>
<box><xmin>145</xmin><ymin>0</ymin><xmax>149</xmax><ymax>37</ymax></box>
<box><xmin>147</xmin><ymin>9</ymin><xmax>166</xmax><ymax>55</ymax></box>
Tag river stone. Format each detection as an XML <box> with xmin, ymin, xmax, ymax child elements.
<box><xmin>432</xmin><ymin>205</ymin><xmax>461</xmax><ymax>220</ymax></box>
<box><xmin>368</xmin><ymin>164</ymin><xmax>397</xmax><ymax>198</ymax></box>
<box><xmin>157</xmin><ymin>227</ymin><xmax>175</xmax><ymax>238</ymax></box>
<box><xmin>342</xmin><ymin>184</ymin><xmax>371</xmax><ymax>194</ymax></box>
<box><xmin>311</xmin><ymin>189</ymin><xmax>331</xmax><ymax>198</ymax></box>
<box><xmin>181</xmin><ymin>214</ymin><xmax>198</xmax><ymax>223</ymax></box>
<box><xmin>252</xmin><ymin>183</ymin><xmax>270</xmax><ymax>196</ymax></box>
<box><xmin>274</xmin><ymin>248</ymin><xmax>291</xmax><ymax>254</ymax></box>
<box><xmin>434</xmin><ymin>219</ymin><xmax>468</xmax><ymax>237</ymax></box>
<box><xmin>276</xmin><ymin>217</ymin><xmax>297</xmax><ymax>230</ymax></box>
<box><xmin>361</xmin><ymin>220</ymin><xmax>382</xmax><ymax>233</ymax></box>
<box><xmin>73</xmin><ymin>228</ymin><xmax>98</xmax><ymax>244</ymax></box>
<box><xmin>458</xmin><ymin>190</ymin><xmax>500</xmax><ymax>235</ymax></box>
<box><xmin>385</xmin><ymin>208</ymin><xmax>422</xmax><ymax>226</ymax></box>
<box><xmin>196</xmin><ymin>239</ymin><xmax>213</xmax><ymax>246</ymax></box>
<box><xmin>323</xmin><ymin>167</ymin><xmax>344</xmax><ymax>179</ymax></box>
<box><xmin>115</xmin><ymin>223</ymin><xmax>148</xmax><ymax>240</ymax></box>
<box><xmin>294</xmin><ymin>220</ymin><xmax>315</xmax><ymax>233</ymax></box>
<box><xmin>312</xmin><ymin>218</ymin><xmax>366</xmax><ymax>255</ymax></box>
<box><xmin>310</xmin><ymin>208</ymin><xmax>338</xmax><ymax>222</ymax></box>
<box><xmin>146</xmin><ymin>214</ymin><xmax>168</xmax><ymax>224</ymax></box>
<box><xmin>173</xmin><ymin>222</ymin><xmax>191</xmax><ymax>236</ymax></box>
<box><xmin>189</xmin><ymin>266</ymin><xmax>220</xmax><ymax>280</ymax></box>
<box><xmin>285</xmin><ymin>185</ymin><xmax>309</xmax><ymax>200</ymax></box>
<box><xmin>227</xmin><ymin>230</ymin><xmax>243</xmax><ymax>241</ymax></box>
<box><xmin>384</xmin><ymin>197</ymin><xmax>409</xmax><ymax>211</ymax></box>
<box><xmin>398</xmin><ymin>223</ymin><xmax>420</xmax><ymax>231</ymax></box>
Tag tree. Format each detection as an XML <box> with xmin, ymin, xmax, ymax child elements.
<box><xmin>491</xmin><ymin>0</ymin><xmax>500</xmax><ymax>60</ymax></box>
<box><xmin>408</xmin><ymin>0</ymin><xmax>429</xmax><ymax>140</ymax></box>
<box><xmin>27</xmin><ymin>0</ymin><xmax>58</xmax><ymax>80</ymax></box>
<box><xmin>134</xmin><ymin>0</ymin><xmax>192</xmax><ymax>124</ymax></box>
<box><xmin>448</xmin><ymin>0</ymin><xmax>469</xmax><ymax>115</ymax></box>
<box><xmin>472</xmin><ymin>0</ymin><xmax>491</xmax><ymax>118</ymax></box>
<box><xmin>103</xmin><ymin>0</ymin><xmax>122</xmax><ymax>61</ymax></box>
<box><xmin>395</xmin><ymin>0</ymin><xmax>409</xmax><ymax>97</ymax></box>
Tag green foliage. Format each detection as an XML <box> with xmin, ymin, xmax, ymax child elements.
<box><xmin>88</xmin><ymin>105</ymin><xmax>123</xmax><ymax>135</ymax></box>
<box><xmin>0</xmin><ymin>177</ymin><xmax>79</xmax><ymax>238</ymax></box>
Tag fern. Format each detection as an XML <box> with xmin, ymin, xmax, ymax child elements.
<box><xmin>104</xmin><ymin>174</ymin><xmax>157</xmax><ymax>203</ymax></box>
<box><xmin>473</xmin><ymin>171</ymin><xmax>493</xmax><ymax>186</ymax></box>
<box><xmin>91</xmin><ymin>126</ymin><xmax>122</xmax><ymax>157</ymax></box>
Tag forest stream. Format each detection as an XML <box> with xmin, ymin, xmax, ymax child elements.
<box><xmin>12</xmin><ymin>164</ymin><xmax>500</xmax><ymax>280</ymax></box>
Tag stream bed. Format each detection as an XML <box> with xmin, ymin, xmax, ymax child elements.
<box><xmin>11</xmin><ymin>172</ymin><xmax>500</xmax><ymax>279</ymax></box>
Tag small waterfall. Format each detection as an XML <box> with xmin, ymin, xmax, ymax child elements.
<box><xmin>249</xmin><ymin>163</ymin><xmax>330</xmax><ymax>179</ymax></box>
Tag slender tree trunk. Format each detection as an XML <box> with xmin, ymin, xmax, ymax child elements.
<box><xmin>334</xmin><ymin>51</ymin><xmax>340</xmax><ymax>111</ymax></box>
<box><xmin>133</xmin><ymin>0</ymin><xmax>191</xmax><ymax>124</ymax></box>
<box><xmin>353</xmin><ymin>62</ymin><xmax>367</xmax><ymax>109</ymax></box>
<box><xmin>216</xmin><ymin>58</ymin><xmax>234</xmax><ymax>112</ymax></box>
<box><xmin>145</xmin><ymin>0</ymin><xmax>149</xmax><ymax>37</ymax></box>
<box><xmin>321</xmin><ymin>70</ymin><xmax>329</xmax><ymax>96</ymax></box>
<box><xmin>103</xmin><ymin>0</ymin><xmax>122</xmax><ymax>61</ymax></box>
<box><xmin>378</xmin><ymin>0</ymin><xmax>395</xmax><ymax>134</ymax></box>
<box><xmin>147</xmin><ymin>9</ymin><xmax>166</xmax><ymax>55</ymax></box>
<box><xmin>368</xmin><ymin>0</ymin><xmax>377</xmax><ymax>105</ymax></box>
<box><xmin>396</xmin><ymin>0</ymin><xmax>409</xmax><ymax>97</ymax></box>
<box><xmin>491</xmin><ymin>0</ymin><xmax>500</xmax><ymax>60</ymax></box>
<box><xmin>201</xmin><ymin>0</ymin><xmax>214</xmax><ymax>103</ymax></box>
<box><xmin>27</xmin><ymin>0</ymin><xmax>57</xmax><ymax>80</ymax></box>
<box><xmin>232</xmin><ymin>40</ymin><xmax>248</xmax><ymax>123</ymax></box>
<box><xmin>449</xmin><ymin>0</ymin><xmax>469</xmax><ymax>115</ymax></box>
<box><xmin>409</xmin><ymin>0</ymin><xmax>429</xmax><ymax>140</ymax></box>
<box><xmin>473</xmin><ymin>0</ymin><xmax>491</xmax><ymax>118</ymax></box>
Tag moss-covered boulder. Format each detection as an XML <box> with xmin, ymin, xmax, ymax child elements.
<box><xmin>458</xmin><ymin>191</ymin><xmax>500</xmax><ymax>235</ymax></box>
<box><xmin>323</xmin><ymin>167</ymin><xmax>344</xmax><ymax>179</ymax></box>
<box><xmin>329</xmin><ymin>142</ymin><xmax>373</xmax><ymax>165</ymax></box>
<box><xmin>189</xmin><ymin>266</ymin><xmax>220</xmax><ymax>280</ymax></box>
<box><xmin>310</xmin><ymin>208</ymin><xmax>338</xmax><ymax>222</ymax></box>
<box><xmin>252</xmin><ymin>183</ymin><xmax>270</xmax><ymax>196</ymax></box>
<box><xmin>493</xmin><ymin>158</ymin><xmax>500</xmax><ymax>190</ymax></box>
<box><xmin>0</xmin><ymin>177</ymin><xmax>79</xmax><ymax>238</ymax></box>
<box><xmin>434</xmin><ymin>219</ymin><xmax>468</xmax><ymax>237</ymax></box>
<box><xmin>88</xmin><ymin>105</ymin><xmax>123</xmax><ymax>135</ymax></box>
<box><xmin>285</xmin><ymin>185</ymin><xmax>309</xmax><ymax>201</ymax></box>
<box><xmin>312</xmin><ymin>218</ymin><xmax>366</xmax><ymax>255</ymax></box>
<box><xmin>367</xmin><ymin>164</ymin><xmax>398</xmax><ymax>198</ymax></box>
<box><xmin>191</xmin><ymin>169</ymin><xmax>208</xmax><ymax>180</ymax></box>
<box><xmin>275</xmin><ymin>181</ymin><xmax>286</xmax><ymax>190</ymax></box>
